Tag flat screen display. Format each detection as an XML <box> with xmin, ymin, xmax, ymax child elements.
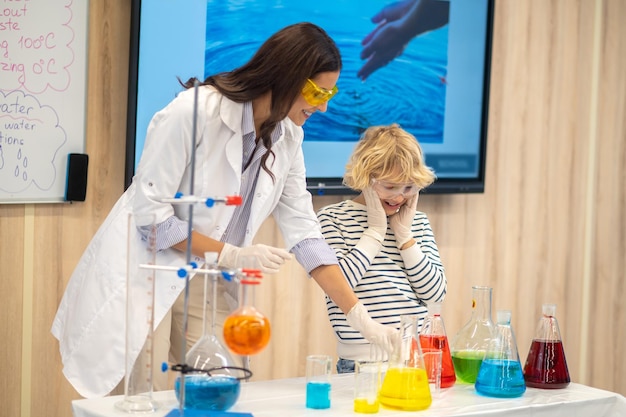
<box><xmin>126</xmin><ymin>0</ymin><xmax>494</xmax><ymax>194</ymax></box>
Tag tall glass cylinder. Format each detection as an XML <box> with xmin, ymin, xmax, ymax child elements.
<box><xmin>450</xmin><ymin>286</ymin><xmax>496</xmax><ymax>384</ymax></box>
<box><xmin>115</xmin><ymin>214</ymin><xmax>159</xmax><ymax>413</ymax></box>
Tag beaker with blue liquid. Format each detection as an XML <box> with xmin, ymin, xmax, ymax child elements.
<box><xmin>306</xmin><ymin>355</ymin><xmax>332</xmax><ymax>409</ymax></box>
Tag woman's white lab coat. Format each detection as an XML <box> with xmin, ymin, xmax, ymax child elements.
<box><xmin>51</xmin><ymin>87</ymin><xmax>323</xmax><ymax>398</ymax></box>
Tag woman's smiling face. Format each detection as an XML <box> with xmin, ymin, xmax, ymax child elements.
<box><xmin>287</xmin><ymin>71</ymin><xmax>340</xmax><ymax>126</ymax></box>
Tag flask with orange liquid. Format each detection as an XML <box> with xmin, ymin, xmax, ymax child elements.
<box><xmin>223</xmin><ymin>264</ymin><xmax>271</xmax><ymax>356</ymax></box>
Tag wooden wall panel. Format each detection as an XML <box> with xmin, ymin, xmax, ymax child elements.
<box><xmin>587</xmin><ymin>0</ymin><xmax>626</xmax><ymax>392</ymax></box>
<box><xmin>1</xmin><ymin>1</ymin><xmax>625</xmax><ymax>417</ymax></box>
<box><xmin>482</xmin><ymin>0</ymin><xmax>595</xmax><ymax>383</ymax></box>
<box><xmin>0</xmin><ymin>205</ymin><xmax>25</xmax><ymax>417</ymax></box>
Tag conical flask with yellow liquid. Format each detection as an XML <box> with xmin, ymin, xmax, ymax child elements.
<box><xmin>378</xmin><ymin>315</ymin><xmax>432</xmax><ymax>411</ymax></box>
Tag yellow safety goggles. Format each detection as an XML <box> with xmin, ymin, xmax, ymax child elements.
<box><xmin>301</xmin><ymin>79</ymin><xmax>338</xmax><ymax>106</ymax></box>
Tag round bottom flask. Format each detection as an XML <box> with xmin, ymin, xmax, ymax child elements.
<box><xmin>223</xmin><ymin>267</ymin><xmax>271</xmax><ymax>355</ymax></box>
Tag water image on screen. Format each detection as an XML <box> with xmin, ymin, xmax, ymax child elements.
<box><xmin>127</xmin><ymin>0</ymin><xmax>493</xmax><ymax>193</ymax></box>
<box><xmin>203</xmin><ymin>0</ymin><xmax>448</xmax><ymax>145</ymax></box>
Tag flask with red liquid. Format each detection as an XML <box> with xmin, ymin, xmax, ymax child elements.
<box><xmin>523</xmin><ymin>303</ymin><xmax>570</xmax><ymax>389</ymax></box>
<box><xmin>419</xmin><ymin>301</ymin><xmax>456</xmax><ymax>388</ymax></box>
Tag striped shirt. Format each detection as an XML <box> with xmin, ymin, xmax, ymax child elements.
<box><xmin>317</xmin><ymin>199</ymin><xmax>447</xmax><ymax>360</ymax></box>
<box><xmin>139</xmin><ymin>101</ymin><xmax>336</xmax><ymax>273</ymax></box>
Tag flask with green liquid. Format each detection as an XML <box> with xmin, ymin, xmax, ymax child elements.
<box><xmin>450</xmin><ymin>286</ymin><xmax>496</xmax><ymax>384</ymax></box>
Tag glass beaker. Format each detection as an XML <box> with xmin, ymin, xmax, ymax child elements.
<box><xmin>306</xmin><ymin>355</ymin><xmax>332</xmax><ymax>409</ymax></box>
<box><xmin>475</xmin><ymin>310</ymin><xmax>526</xmax><ymax>398</ymax></box>
<box><xmin>419</xmin><ymin>301</ymin><xmax>456</xmax><ymax>388</ymax></box>
<box><xmin>177</xmin><ymin>252</ymin><xmax>244</xmax><ymax>411</ymax></box>
<box><xmin>223</xmin><ymin>266</ymin><xmax>271</xmax><ymax>355</ymax></box>
<box><xmin>523</xmin><ymin>303</ymin><xmax>570</xmax><ymax>389</ymax></box>
<box><xmin>379</xmin><ymin>315</ymin><xmax>432</xmax><ymax>411</ymax></box>
<box><xmin>354</xmin><ymin>358</ymin><xmax>382</xmax><ymax>414</ymax></box>
<box><xmin>450</xmin><ymin>286</ymin><xmax>496</xmax><ymax>383</ymax></box>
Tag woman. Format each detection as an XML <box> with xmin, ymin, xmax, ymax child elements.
<box><xmin>52</xmin><ymin>23</ymin><xmax>396</xmax><ymax>398</ymax></box>
<box><xmin>317</xmin><ymin>124</ymin><xmax>447</xmax><ymax>373</ymax></box>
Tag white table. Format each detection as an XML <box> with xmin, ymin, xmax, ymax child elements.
<box><xmin>73</xmin><ymin>374</ymin><xmax>626</xmax><ymax>417</ymax></box>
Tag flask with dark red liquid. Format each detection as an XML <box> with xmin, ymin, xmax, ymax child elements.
<box><xmin>523</xmin><ymin>304</ymin><xmax>570</xmax><ymax>389</ymax></box>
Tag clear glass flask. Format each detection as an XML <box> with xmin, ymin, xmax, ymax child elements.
<box><xmin>419</xmin><ymin>301</ymin><xmax>456</xmax><ymax>388</ymax></box>
<box><xmin>379</xmin><ymin>315</ymin><xmax>432</xmax><ymax>411</ymax></box>
<box><xmin>475</xmin><ymin>310</ymin><xmax>526</xmax><ymax>397</ymax></box>
<box><xmin>523</xmin><ymin>303</ymin><xmax>570</xmax><ymax>389</ymax></box>
<box><xmin>450</xmin><ymin>286</ymin><xmax>496</xmax><ymax>384</ymax></box>
<box><xmin>176</xmin><ymin>252</ymin><xmax>243</xmax><ymax>412</ymax></box>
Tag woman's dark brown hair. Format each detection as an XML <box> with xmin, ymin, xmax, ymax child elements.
<box><xmin>182</xmin><ymin>22</ymin><xmax>342</xmax><ymax>179</ymax></box>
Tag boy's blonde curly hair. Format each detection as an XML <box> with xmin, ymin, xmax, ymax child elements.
<box><xmin>343</xmin><ymin>123</ymin><xmax>435</xmax><ymax>191</ymax></box>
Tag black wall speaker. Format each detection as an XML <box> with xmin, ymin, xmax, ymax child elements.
<box><xmin>65</xmin><ymin>153</ymin><xmax>89</xmax><ymax>202</ymax></box>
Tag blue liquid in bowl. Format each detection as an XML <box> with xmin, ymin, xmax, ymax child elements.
<box><xmin>175</xmin><ymin>374</ymin><xmax>241</xmax><ymax>411</ymax></box>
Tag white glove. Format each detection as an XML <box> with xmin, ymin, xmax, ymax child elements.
<box><xmin>362</xmin><ymin>186</ymin><xmax>388</xmax><ymax>243</ymax></box>
<box><xmin>346</xmin><ymin>301</ymin><xmax>398</xmax><ymax>356</ymax></box>
<box><xmin>218</xmin><ymin>243</ymin><xmax>292</xmax><ymax>274</ymax></box>
<box><xmin>389</xmin><ymin>193</ymin><xmax>419</xmax><ymax>248</ymax></box>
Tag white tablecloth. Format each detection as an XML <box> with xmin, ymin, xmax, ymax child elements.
<box><xmin>72</xmin><ymin>374</ymin><xmax>626</xmax><ymax>417</ymax></box>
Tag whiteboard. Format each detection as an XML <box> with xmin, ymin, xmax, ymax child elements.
<box><xmin>0</xmin><ymin>0</ymin><xmax>89</xmax><ymax>203</ymax></box>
